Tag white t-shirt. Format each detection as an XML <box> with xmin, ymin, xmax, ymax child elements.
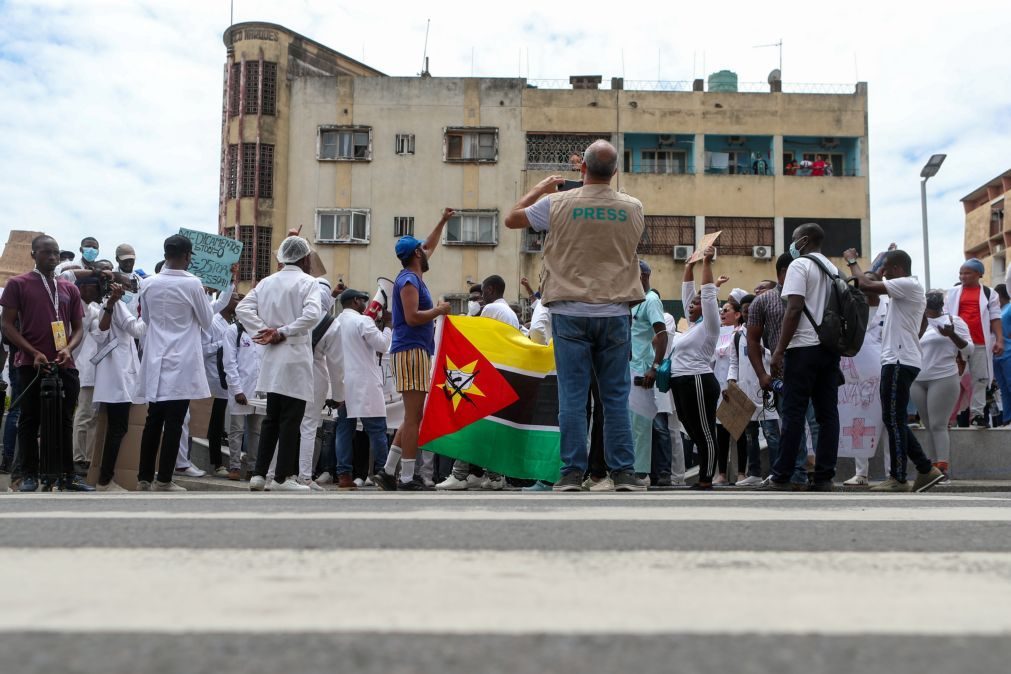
<box><xmin>917</xmin><ymin>315</ymin><xmax>973</xmax><ymax>382</ymax></box>
<box><xmin>480</xmin><ymin>298</ymin><xmax>520</xmax><ymax>330</ymax></box>
<box><xmin>781</xmin><ymin>253</ymin><xmax>839</xmax><ymax>350</ymax></box>
<box><xmin>880</xmin><ymin>276</ymin><xmax>926</xmax><ymax>369</ymax></box>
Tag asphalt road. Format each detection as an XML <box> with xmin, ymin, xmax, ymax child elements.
<box><xmin>2</xmin><ymin>490</ymin><xmax>1010</xmax><ymax>674</ymax></box>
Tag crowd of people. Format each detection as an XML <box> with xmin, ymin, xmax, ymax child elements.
<box><xmin>1</xmin><ymin>139</ymin><xmax>1007</xmax><ymax>494</ymax></box>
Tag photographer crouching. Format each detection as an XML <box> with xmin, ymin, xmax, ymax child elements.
<box><xmin>0</xmin><ymin>235</ymin><xmax>94</xmax><ymax>492</ymax></box>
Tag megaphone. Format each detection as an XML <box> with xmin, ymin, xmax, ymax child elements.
<box><xmin>364</xmin><ymin>277</ymin><xmax>394</xmax><ymax>320</ymax></box>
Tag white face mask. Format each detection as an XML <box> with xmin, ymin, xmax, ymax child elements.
<box><xmin>467</xmin><ymin>301</ymin><xmax>481</xmax><ymax>316</ymax></box>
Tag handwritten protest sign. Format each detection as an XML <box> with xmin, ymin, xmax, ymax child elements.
<box><xmin>686</xmin><ymin>230</ymin><xmax>722</xmax><ymax>265</ymax></box>
<box><xmin>179</xmin><ymin>228</ymin><xmax>242</xmax><ymax>292</ymax></box>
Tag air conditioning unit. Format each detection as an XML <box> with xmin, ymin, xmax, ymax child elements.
<box><xmin>727</xmin><ymin>135</ymin><xmax>746</xmax><ymax>145</ymax></box>
<box><xmin>822</xmin><ymin>137</ymin><xmax>840</xmax><ymax>148</ymax></box>
<box><xmin>752</xmin><ymin>245</ymin><xmax>773</xmax><ymax>260</ymax></box>
<box><xmin>673</xmin><ymin>245</ymin><xmax>694</xmax><ymax>261</ymax></box>
<box><xmin>658</xmin><ymin>134</ymin><xmax>676</xmax><ymax>145</ymax></box>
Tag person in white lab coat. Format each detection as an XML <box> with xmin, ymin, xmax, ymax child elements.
<box><xmin>202</xmin><ymin>293</ymin><xmax>241</xmax><ymax>477</ymax></box>
<box><xmin>71</xmin><ymin>276</ymin><xmax>103</xmax><ymax>472</ymax></box>
<box><xmin>332</xmin><ymin>289</ymin><xmax>391</xmax><ymax>491</ymax></box>
<box><xmin>221</xmin><ymin>314</ymin><xmax>265</xmax><ymax>480</ymax></box>
<box><xmin>136</xmin><ymin>235</ymin><xmax>215</xmax><ymax>492</ymax></box>
<box><xmin>91</xmin><ymin>283</ymin><xmax>146</xmax><ymax>491</ymax></box>
<box><xmin>235</xmin><ymin>236</ymin><xmax>322</xmax><ymax>493</ymax></box>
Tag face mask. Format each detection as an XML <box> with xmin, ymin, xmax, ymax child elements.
<box><xmin>788</xmin><ymin>237</ymin><xmax>808</xmax><ymax>260</ymax></box>
<box><xmin>82</xmin><ymin>247</ymin><xmax>99</xmax><ymax>262</ymax></box>
<box><xmin>468</xmin><ymin>301</ymin><xmax>481</xmax><ymax>316</ymax></box>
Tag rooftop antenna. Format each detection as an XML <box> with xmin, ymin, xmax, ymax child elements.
<box><xmin>753</xmin><ymin>38</ymin><xmax>783</xmax><ymax>75</ymax></box>
<box><xmin>420</xmin><ymin>18</ymin><xmax>430</xmax><ymax>76</ymax></box>
<box><xmin>230</xmin><ymin>0</ymin><xmax>233</xmax><ymax>26</ymax></box>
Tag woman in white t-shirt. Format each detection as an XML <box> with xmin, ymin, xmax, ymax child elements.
<box><xmin>911</xmin><ymin>290</ymin><xmax>973</xmax><ymax>482</ymax></box>
<box><xmin>714</xmin><ymin>299</ymin><xmax>746</xmax><ymax>485</ymax></box>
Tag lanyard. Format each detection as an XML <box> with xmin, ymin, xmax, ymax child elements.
<box><xmin>34</xmin><ymin>269</ymin><xmax>60</xmax><ymax>321</ymax></box>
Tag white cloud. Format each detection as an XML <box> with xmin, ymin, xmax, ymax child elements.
<box><xmin>2</xmin><ymin>0</ymin><xmax>1009</xmax><ymax>284</ymax></box>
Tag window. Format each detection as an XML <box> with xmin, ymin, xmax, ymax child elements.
<box><xmin>224</xmin><ymin>225</ymin><xmax>272</xmax><ymax>281</ymax></box>
<box><xmin>525</xmin><ymin>132</ymin><xmax>611</xmax><ymax>169</ymax></box>
<box><xmin>257</xmin><ymin>144</ymin><xmax>273</xmax><ymax>199</ymax></box>
<box><xmin>226</xmin><ymin>144</ymin><xmax>238</xmax><ymax>198</ymax></box>
<box><xmin>445</xmin><ymin>211</ymin><xmax>498</xmax><ymax>245</ymax></box>
<box><xmin>395</xmin><ymin>133</ymin><xmax>415</xmax><ymax>155</ymax></box>
<box><xmin>243</xmin><ymin>61</ymin><xmax>259</xmax><ymax>115</ymax></box>
<box><xmin>394</xmin><ymin>216</ymin><xmax>415</xmax><ymax>237</ymax></box>
<box><xmin>638</xmin><ymin>216</ymin><xmax>695</xmax><ymax>255</ymax></box>
<box><xmin>523</xmin><ymin>228</ymin><xmax>546</xmax><ymax>253</ymax></box>
<box><xmin>641</xmin><ymin>150</ymin><xmax>688</xmax><ymax>175</ymax></box>
<box><xmin>240</xmin><ymin>143</ymin><xmax>257</xmax><ymax>197</ymax></box>
<box><xmin>234</xmin><ymin>143</ymin><xmax>273</xmax><ymax>198</ymax></box>
<box><xmin>228</xmin><ymin>60</ymin><xmax>277</xmax><ymax>117</ymax></box>
<box><xmin>445</xmin><ymin>128</ymin><xmax>498</xmax><ymax>162</ymax></box>
<box><xmin>319</xmin><ymin>127</ymin><xmax>372</xmax><ymax>161</ymax></box>
<box><xmin>704</xmin><ymin>217</ymin><xmax>774</xmax><ymax>256</ymax></box>
<box><xmin>228</xmin><ymin>63</ymin><xmax>241</xmax><ymax>115</ymax></box>
<box><xmin>317</xmin><ymin>209</ymin><xmax>370</xmax><ymax>244</ymax></box>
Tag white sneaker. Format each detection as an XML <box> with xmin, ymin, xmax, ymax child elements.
<box><xmin>353</xmin><ymin>478</ymin><xmax>365</xmax><ymax>488</ymax></box>
<box><xmin>843</xmin><ymin>474</ymin><xmax>869</xmax><ymax>486</ymax></box>
<box><xmin>712</xmin><ymin>475</ymin><xmax>730</xmax><ymax>486</ymax></box>
<box><xmin>316</xmin><ymin>471</ymin><xmax>334</xmax><ymax>485</ymax></box>
<box><xmin>136</xmin><ymin>480</ymin><xmax>151</xmax><ymax>492</ymax></box>
<box><xmin>97</xmin><ymin>480</ymin><xmax>128</xmax><ymax>492</ymax></box>
<box><xmin>464</xmin><ymin>474</ymin><xmax>484</xmax><ymax>490</ymax></box>
<box><xmin>249</xmin><ymin>476</ymin><xmax>266</xmax><ymax>491</ymax></box>
<box><xmin>213</xmin><ymin>466</ymin><xmax>230</xmax><ymax>478</ymax></box>
<box><xmin>588</xmin><ymin>476</ymin><xmax>615</xmax><ymax>492</ymax></box>
<box><xmin>481</xmin><ymin>476</ymin><xmax>505</xmax><ymax>490</ymax></box>
<box><xmin>176</xmin><ymin>465</ymin><xmax>206</xmax><ymax>478</ymax></box>
<box><xmin>363</xmin><ymin>477</ymin><xmax>374</xmax><ymax>487</ymax></box>
<box><xmin>271</xmin><ymin>477</ymin><xmax>310</xmax><ymax>492</ymax></box>
<box><xmin>297</xmin><ymin>477</ymin><xmax>325</xmax><ymax>492</ymax></box>
<box><xmin>436</xmin><ymin>475</ymin><xmax>470</xmax><ymax>490</ymax></box>
<box><xmin>735</xmin><ymin>475</ymin><xmax>763</xmax><ymax>487</ymax></box>
<box><xmin>152</xmin><ymin>480</ymin><xmax>187</xmax><ymax>492</ymax></box>
<box><xmin>672</xmin><ymin>478</ymin><xmax>687</xmax><ymax>487</ymax></box>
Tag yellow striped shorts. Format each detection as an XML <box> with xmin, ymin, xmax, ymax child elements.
<box><xmin>393</xmin><ymin>348</ymin><xmax>432</xmax><ymax>393</ymax></box>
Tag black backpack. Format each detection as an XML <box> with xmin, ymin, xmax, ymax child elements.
<box><xmin>800</xmin><ymin>254</ymin><xmax>869</xmax><ymax>358</ymax></box>
<box><xmin>216</xmin><ymin>323</ymin><xmax>245</xmax><ymax>390</ymax></box>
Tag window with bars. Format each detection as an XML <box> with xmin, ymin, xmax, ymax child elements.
<box><xmin>394</xmin><ymin>216</ymin><xmax>414</xmax><ymax>237</ymax></box>
<box><xmin>243</xmin><ymin>61</ymin><xmax>260</xmax><ymax>115</ymax></box>
<box><xmin>444</xmin><ymin>128</ymin><xmax>498</xmax><ymax>162</ymax></box>
<box><xmin>228</xmin><ymin>63</ymin><xmax>241</xmax><ymax>115</ymax></box>
<box><xmin>318</xmin><ymin>127</ymin><xmax>372</xmax><ymax>160</ymax></box>
<box><xmin>638</xmin><ymin>216</ymin><xmax>695</xmax><ymax>255</ymax></box>
<box><xmin>261</xmin><ymin>62</ymin><xmax>276</xmax><ymax>116</ymax></box>
<box><xmin>525</xmin><ymin>133</ymin><xmax>611</xmax><ymax>170</ymax></box>
<box><xmin>445</xmin><ymin>211</ymin><xmax>498</xmax><ymax>245</ymax></box>
<box><xmin>523</xmin><ymin>228</ymin><xmax>546</xmax><ymax>253</ymax></box>
<box><xmin>258</xmin><ymin>144</ymin><xmax>273</xmax><ymax>198</ymax></box>
<box><xmin>224</xmin><ymin>225</ymin><xmax>273</xmax><ymax>281</ymax></box>
<box><xmin>240</xmin><ymin>143</ymin><xmax>257</xmax><ymax>197</ymax></box>
<box><xmin>317</xmin><ymin>209</ymin><xmax>370</xmax><ymax>244</ymax></box>
<box><xmin>395</xmin><ymin>133</ymin><xmax>415</xmax><ymax>155</ymax></box>
<box><xmin>226</xmin><ymin>145</ymin><xmax>238</xmax><ymax>198</ymax></box>
<box><xmin>228</xmin><ymin>61</ymin><xmax>277</xmax><ymax>117</ymax></box>
<box><xmin>232</xmin><ymin>143</ymin><xmax>273</xmax><ymax>198</ymax></box>
<box><xmin>704</xmin><ymin>217</ymin><xmax>774</xmax><ymax>256</ymax></box>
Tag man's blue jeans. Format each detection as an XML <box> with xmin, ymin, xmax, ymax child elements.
<box><xmin>994</xmin><ymin>356</ymin><xmax>1011</xmax><ymax>424</ymax></box>
<box><xmin>551</xmin><ymin>314</ymin><xmax>635</xmax><ymax>475</ymax></box>
<box><xmin>334</xmin><ymin>405</ymin><xmax>389</xmax><ymax>476</ymax></box>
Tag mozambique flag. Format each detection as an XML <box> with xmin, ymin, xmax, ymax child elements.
<box><xmin>419</xmin><ymin>315</ymin><xmax>561</xmax><ymax>483</ymax></box>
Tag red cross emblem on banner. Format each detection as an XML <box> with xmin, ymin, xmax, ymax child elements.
<box><xmin>843</xmin><ymin>417</ymin><xmax>876</xmax><ymax>449</ymax></box>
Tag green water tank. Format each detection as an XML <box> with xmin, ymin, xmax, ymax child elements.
<box><xmin>708</xmin><ymin>70</ymin><xmax>738</xmax><ymax>93</ymax></box>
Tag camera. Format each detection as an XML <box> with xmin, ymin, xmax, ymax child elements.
<box><xmin>558</xmin><ymin>179</ymin><xmax>583</xmax><ymax>192</ymax></box>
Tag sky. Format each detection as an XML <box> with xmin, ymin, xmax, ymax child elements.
<box><xmin>1</xmin><ymin>0</ymin><xmax>1009</xmax><ymax>286</ymax></box>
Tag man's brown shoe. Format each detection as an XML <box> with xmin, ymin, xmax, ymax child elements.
<box><xmin>227</xmin><ymin>469</ymin><xmax>241</xmax><ymax>481</ymax></box>
<box><xmin>337</xmin><ymin>473</ymin><xmax>357</xmax><ymax>491</ymax></box>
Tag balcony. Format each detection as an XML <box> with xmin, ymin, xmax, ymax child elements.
<box><xmin>704</xmin><ymin>135</ymin><xmax>774</xmax><ymax>175</ymax></box>
<box><xmin>782</xmin><ymin>136</ymin><xmax>861</xmax><ymax>177</ymax></box>
<box><xmin>623</xmin><ymin>133</ymin><xmax>695</xmax><ymax>175</ymax></box>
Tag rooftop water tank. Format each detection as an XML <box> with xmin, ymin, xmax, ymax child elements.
<box><xmin>708</xmin><ymin>70</ymin><xmax>738</xmax><ymax>93</ymax></box>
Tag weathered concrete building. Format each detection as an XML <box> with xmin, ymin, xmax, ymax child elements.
<box><xmin>961</xmin><ymin>168</ymin><xmax>1010</xmax><ymax>286</ymax></box>
<box><xmin>220</xmin><ymin>22</ymin><xmax>871</xmax><ymax>314</ymax></box>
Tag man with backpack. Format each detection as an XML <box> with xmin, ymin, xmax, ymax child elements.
<box><xmin>945</xmin><ymin>259</ymin><xmax>1004</xmax><ymax>427</ymax></box>
<box><xmin>767</xmin><ymin>223</ymin><xmax>865</xmax><ymax>491</ymax></box>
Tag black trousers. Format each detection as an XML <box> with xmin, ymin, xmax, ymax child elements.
<box><xmin>207</xmin><ymin>397</ymin><xmax>228</xmax><ymax>468</ymax></box>
<box><xmin>98</xmin><ymin>402</ymin><xmax>132</xmax><ymax>485</ymax></box>
<box><xmin>253</xmin><ymin>392</ymin><xmax>306</xmax><ymax>483</ymax></box>
<box><xmin>138</xmin><ymin>399</ymin><xmax>190</xmax><ymax>483</ymax></box>
<box><xmin>586</xmin><ymin>372</ymin><xmax>607</xmax><ymax>478</ymax></box>
<box><xmin>716</xmin><ymin>424</ymin><xmax>747</xmax><ymax>477</ymax></box>
<box><xmin>16</xmin><ymin>365</ymin><xmax>79</xmax><ymax>479</ymax></box>
<box><xmin>881</xmin><ymin>363</ymin><xmax>932</xmax><ymax>482</ymax></box>
<box><xmin>671</xmin><ymin>373</ymin><xmax>720</xmax><ymax>483</ymax></box>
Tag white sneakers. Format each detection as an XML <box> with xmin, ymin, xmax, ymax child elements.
<box><xmin>583</xmin><ymin>476</ymin><xmax>615</xmax><ymax>492</ymax></box>
<box><xmin>152</xmin><ymin>480</ymin><xmax>187</xmax><ymax>492</ymax></box>
<box><xmin>316</xmin><ymin>471</ymin><xmax>334</xmax><ymax>485</ymax></box>
<box><xmin>735</xmin><ymin>475</ymin><xmax>763</xmax><ymax>487</ymax></box>
<box><xmin>176</xmin><ymin>465</ymin><xmax>206</xmax><ymax>478</ymax></box>
<box><xmin>270</xmin><ymin>477</ymin><xmax>311</xmax><ymax>492</ymax></box>
<box><xmin>481</xmin><ymin>476</ymin><xmax>505</xmax><ymax>490</ymax></box>
<box><xmin>212</xmin><ymin>466</ymin><xmax>230</xmax><ymax>478</ymax></box>
<box><xmin>249</xmin><ymin>476</ymin><xmax>266</xmax><ymax>491</ymax></box>
<box><xmin>296</xmin><ymin>477</ymin><xmax>326</xmax><ymax>492</ymax></box>
<box><xmin>465</xmin><ymin>474</ymin><xmax>484</xmax><ymax>490</ymax></box>
<box><xmin>96</xmin><ymin>481</ymin><xmax>128</xmax><ymax>493</ymax></box>
<box><xmin>436</xmin><ymin>475</ymin><xmax>470</xmax><ymax>490</ymax></box>
<box><xmin>843</xmin><ymin>474</ymin><xmax>869</xmax><ymax>487</ymax></box>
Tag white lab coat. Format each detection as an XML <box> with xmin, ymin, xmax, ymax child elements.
<box><xmin>202</xmin><ymin>313</ymin><xmax>230</xmax><ymax>399</ymax></box>
<box><xmin>221</xmin><ymin>322</ymin><xmax>265</xmax><ymax>416</ymax></box>
<box><xmin>74</xmin><ymin>303</ymin><xmax>102</xmax><ymax>387</ymax></box>
<box><xmin>234</xmin><ymin>266</ymin><xmax>322</xmax><ymax>403</ymax></box>
<box><xmin>528</xmin><ymin>299</ymin><xmax>552</xmax><ymax>346</ymax></box>
<box><xmin>338</xmin><ymin>310</ymin><xmax>391</xmax><ymax>419</ymax></box>
<box><xmin>138</xmin><ymin>269</ymin><xmax>215</xmax><ymax>402</ymax></box>
<box><xmin>944</xmin><ymin>284</ymin><xmax>1001</xmax><ymax>381</ymax></box>
<box><xmin>92</xmin><ymin>301</ymin><xmax>147</xmax><ymax>404</ymax></box>
<box><xmin>727</xmin><ymin>329</ymin><xmax>778</xmax><ymax>422</ymax></box>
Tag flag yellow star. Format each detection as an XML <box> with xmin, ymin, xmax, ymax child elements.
<box><xmin>438</xmin><ymin>357</ymin><xmax>485</xmax><ymax>411</ymax></box>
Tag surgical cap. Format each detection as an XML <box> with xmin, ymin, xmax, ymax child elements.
<box><xmin>276</xmin><ymin>236</ymin><xmax>311</xmax><ymax>264</ymax></box>
<box><xmin>961</xmin><ymin>258</ymin><xmax>985</xmax><ymax>275</ymax></box>
<box><xmin>729</xmin><ymin>287</ymin><xmax>748</xmax><ymax>303</ymax></box>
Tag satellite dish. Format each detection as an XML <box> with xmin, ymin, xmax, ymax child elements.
<box><xmin>767</xmin><ymin>69</ymin><xmax>782</xmax><ymax>84</ymax></box>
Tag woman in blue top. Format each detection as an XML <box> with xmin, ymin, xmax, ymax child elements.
<box><xmin>373</xmin><ymin>207</ymin><xmax>454</xmax><ymax>491</ymax></box>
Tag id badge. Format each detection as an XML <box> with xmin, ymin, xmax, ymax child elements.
<box><xmin>51</xmin><ymin>321</ymin><xmax>68</xmax><ymax>351</ymax></box>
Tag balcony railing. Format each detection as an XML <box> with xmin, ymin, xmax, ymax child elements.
<box><xmin>524</xmin><ymin>79</ymin><xmax>857</xmax><ymax>94</ymax></box>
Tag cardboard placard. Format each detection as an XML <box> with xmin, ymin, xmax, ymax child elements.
<box><xmin>179</xmin><ymin>228</ymin><xmax>243</xmax><ymax>292</ymax></box>
<box><xmin>686</xmin><ymin>230</ymin><xmax>722</xmax><ymax>264</ymax></box>
<box><xmin>715</xmin><ymin>381</ymin><xmax>757</xmax><ymax>441</ymax></box>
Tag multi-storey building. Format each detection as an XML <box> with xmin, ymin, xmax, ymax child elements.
<box><xmin>220</xmin><ymin>22</ymin><xmax>871</xmax><ymax>315</ymax></box>
<box><xmin>961</xmin><ymin>168</ymin><xmax>1010</xmax><ymax>285</ymax></box>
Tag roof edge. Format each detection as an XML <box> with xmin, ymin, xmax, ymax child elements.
<box><xmin>961</xmin><ymin>167</ymin><xmax>1011</xmax><ymax>203</ymax></box>
<box><xmin>223</xmin><ymin>21</ymin><xmax>385</xmax><ymax>76</ymax></box>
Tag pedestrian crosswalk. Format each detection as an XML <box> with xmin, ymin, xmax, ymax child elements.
<box><xmin>2</xmin><ymin>492</ymin><xmax>1010</xmax><ymax>673</ymax></box>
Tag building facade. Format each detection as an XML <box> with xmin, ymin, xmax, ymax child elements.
<box><xmin>961</xmin><ymin>168</ymin><xmax>1010</xmax><ymax>286</ymax></box>
<box><xmin>220</xmin><ymin>22</ymin><xmax>871</xmax><ymax>315</ymax></box>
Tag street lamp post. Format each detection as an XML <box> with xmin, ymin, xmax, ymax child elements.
<box><xmin>920</xmin><ymin>154</ymin><xmax>947</xmax><ymax>289</ymax></box>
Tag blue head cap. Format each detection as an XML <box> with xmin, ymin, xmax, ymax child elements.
<box><xmin>395</xmin><ymin>236</ymin><xmax>423</xmax><ymax>261</ymax></box>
